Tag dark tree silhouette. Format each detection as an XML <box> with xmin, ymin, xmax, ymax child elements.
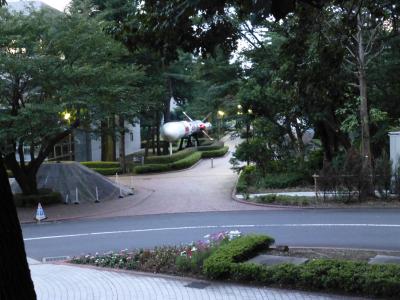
<box><xmin>0</xmin><ymin>155</ymin><xmax>36</xmax><ymax>299</ymax></box>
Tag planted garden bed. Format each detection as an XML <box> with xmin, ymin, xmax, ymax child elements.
<box><xmin>71</xmin><ymin>232</ymin><xmax>400</xmax><ymax>299</ymax></box>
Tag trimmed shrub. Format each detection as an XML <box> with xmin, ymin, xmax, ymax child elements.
<box><xmin>204</xmin><ymin>237</ymin><xmax>400</xmax><ymax>299</ymax></box>
<box><xmin>236</xmin><ymin>165</ymin><xmax>257</xmax><ymax>193</ymax></box>
<box><xmin>261</xmin><ymin>172</ymin><xmax>306</xmax><ymax>189</ymax></box>
<box><xmin>91</xmin><ymin>167</ymin><xmax>122</xmax><ymax>176</ymax></box>
<box><xmin>81</xmin><ymin>161</ymin><xmax>120</xmax><ymax>168</ymax></box>
<box><xmin>7</xmin><ymin>170</ymin><xmax>13</xmax><ymax>178</ymax></box>
<box><xmin>255</xmin><ymin>194</ymin><xmax>312</xmax><ymax>206</ymax></box>
<box><xmin>14</xmin><ymin>189</ymin><xmax>62</xmax><ymax>207</ymax></box>
<box><xmin>203</xmin><ymin>235</ymin><xmax>275</xmax><ymax>279</ymax></box>
<box><xmin>197</xmin><ymin>141</ymin><xmax>225</xmax><ymax>151</ymax></box>
<box><xmin>145</xmin><ymin>148</ymin><xmax>195</xmax><ymax>164</ymax></box>
<box><xmin>201</xmin><ymin>146</ymin><xmax>229</xmax><ymax>158</ymax></box>
<box><xmin>170</xmin><ymin>152</ymin><xmax>202</xmax><ymax>170</ymax></box>
<box><xmin>135</xmin><ymin>152</ymin><xmax>202</xmax><ymax>174</ymax></box>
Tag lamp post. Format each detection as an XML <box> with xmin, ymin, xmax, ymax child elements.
<box><xmin>62</xmin><ymin>111</ymin><xmax>73</xmax><ymax>161</ymax></box>
<box><xmin>217</xmin><ymin>110</ymin><xmax>225</xmax><ymax>139</ymax></box>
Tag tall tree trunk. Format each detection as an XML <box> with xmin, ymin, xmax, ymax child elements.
<box><xmin>0</xmin><ymin>156</ymin><xmax>36</xmax><ymax>300</ymax></box>
<box><xmin>151</xmin><ymin>126</ymin><xmax>156</xmax><ymax>154</ymax></box>
<box><xmin>118</xmin><ymin>116</ymin><xmax>126</xmax><ymax>173</ymax></box>
<box><xmin>357</xmin><ymin>13</ymin><xmax>373</xmax><ymax>186</ymax></box>
<box><xmin>144</xmin><ymin>126</ymin><xmax>150</xmax><ymax>157</ymax></box>
<box><xmin>4</xmin><ymin>153</ymin><xmax>38</xmax><ymax>195</ymax></box>
<box><xmin>101</xmin><ymin>118</ymin><xmax>116</xmax><ymax>161</ymax></box>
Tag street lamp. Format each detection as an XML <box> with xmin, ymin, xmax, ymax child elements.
<box><xmin>63</xmin><ymin>112</ymin><xmax>71</xmax><ymax>121</ymax></box>
<box><xmin>217</xmin><ymin>110</ymin><xmax>225</xmax><ymax>139</ymax></box>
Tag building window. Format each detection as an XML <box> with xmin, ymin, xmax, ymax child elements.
<box><xmin>130</xmin><ymin>132</ymin><xmax>134</xmax><ymax>141</ymax></box>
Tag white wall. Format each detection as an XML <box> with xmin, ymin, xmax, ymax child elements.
<box><xmin>91</xmin><ymin>136</ymin><xmax>102</xmax><ymax>161</ymax></box>
<box><xmin>115</xmin><ymin>120</ymin><xmax>141</xmax><ymax>158</ymax></box>
<box><xmin>389</xmin><ymin>131</ymin><xmax>400</xmax><ymax>173</ymax></box>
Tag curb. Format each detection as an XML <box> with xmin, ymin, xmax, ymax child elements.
<box><xmin>230</xmin><ymin>170</ymin><xmax>303</xmax><ymax>209</ymax></box>
<box><xmin>230</xmin><ymin>171</ymin><xmax>400</xmax><ymax>210</ymax></box>
<box><xmin>19</xmin><ymin>187</ymin><xmax>155</xmax><ymax>224</ymax></box>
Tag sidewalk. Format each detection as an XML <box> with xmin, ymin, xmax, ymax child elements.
<box><xmin>29</xmin><ymin>260</ymin><xmax>364</xmax><ymax>300</ymax></box>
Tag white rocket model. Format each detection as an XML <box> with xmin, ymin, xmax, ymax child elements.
<box><xmin>161</xmin><ymin>112</ymin><xmax>212</xmax><ymax>155</ymax></box>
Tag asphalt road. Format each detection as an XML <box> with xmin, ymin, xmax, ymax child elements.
<box><xmin>23</xmin><ymin>209</ymin><xmax>400</xmax><ymax>260</ymax></box>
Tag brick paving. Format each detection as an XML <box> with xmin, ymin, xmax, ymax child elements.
<box><xmin>30</xmin><ymin>263</ymin><xmax>364</xmax><ymax>300</ymax></box>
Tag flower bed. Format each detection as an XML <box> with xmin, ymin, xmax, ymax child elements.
<box><xmin>71</xmin><ymin>230</ymin><xmax>242</xmax><ymax>276</ymax></box>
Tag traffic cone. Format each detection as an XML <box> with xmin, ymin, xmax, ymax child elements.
<box><xmin>35</xmin><ymin>203</ymin><xmax>47</xmax><ymax>223</ymax></box>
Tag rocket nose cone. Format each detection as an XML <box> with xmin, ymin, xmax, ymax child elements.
<box><xmin>161</xmin><ymin>123</ymin><xmax>180</xmax><ymax>142</ymax></box>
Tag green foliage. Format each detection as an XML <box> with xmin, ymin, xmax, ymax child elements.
<box><xmin>6</xmin><ymin>170</ymin><xmax>13</xmax><ymax>178</ymax></box>
<box><xmin>204</xmin><ymin>237</ymin><xmax>400</xmax><ymax>298</ymax></box>
<box><xmin>261</xmin><ymin>173</ymin><xmax>307</xmax><ymax>189</ymax></box>
<box><xmin>135</xmin><ymin>152</ymin><xmax>202</xmax><ymax>174</ymax></box>
<box><xmin>145</xmin><ymin>148</ymin><xmax>195</xmax><ymax>164</ymax></box>
<box><xmin>175</xmin><ymin>250</ymin><xmax>213</xmax><ymax>274</ymax></box>
<box><xmin>200</xmin><ymin>146</ymin><xmax>229</xmax><ymax>158</ymax></box>
<box><xmin>91</xmin><ymin>167</ymin><xmax>122</xmax><ymax>176</ymax></box>
<box><xmin>14</xmin><ymin>189</ymin><xmax>62</xmax><ymax>207</ymax></box>
<box><xmin>81</xmin><ymin>161</ymin><xmax>120</xmax><ymax>168</ymax></box>
<box><xmin>255</xmin><ymin>194</ymin><xmax>312</xmax><ymax>206</ymax></box>
<box><xmin>230</xmin><ymin>138</ymin><xmax>275</xmax><ymax>175</ymax></box>
<box><xmin>196</xmin><ymin>141</ymin><xmax>225</xmax><ymax>151</ymax></box>
<box><xmin>236</xmin><ymin>165</ymin><xmax>256</xmax><ymax>193</ymax></box>
<box><xmin>203</xmin><ymin>235</ymin><xmax>274</xmax><ymax>279</ymax></box>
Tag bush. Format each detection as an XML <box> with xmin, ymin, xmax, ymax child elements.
<box><xmin>91</xmin><ymin>167</ymin><xmax>122</xmax><ymax>176</ymax></box>
<box><xmin>201</xmin><ymin>146</ymin><xmax>229</xmax><ymax>158</ymax></box>
<box><xmin>14</xmin><ymin>189</ymin><xmax>62</xmax><ymax>207</ymax></box>
<box><xmin>145</xmin><ymin>148</ymin><xmax>195</xmax><ymax>164</ymax></box>
<box><xmin>203</xmin><ymin>235</ymin><xmax>275</xmax><ymax>279</ymax></box>
<box><xmin>81</xmin><ymin>161</ymin><xmax>120</xmax><ymax>168</ymax></box>
<box><xmin>7</xmin><ymin>170</ymin><xmax>13</xmax><ymax>178</ymax></box>
<box><xmin>255</xmin><ymin>194</ymin><xmax>312</xmax><ymax>206</ymax></box>
<box><xmin>203</xmin><ymin>235</ymin><xmax>400</xmax><ymax>298</ymax></box>
<box><xmin>196</xmin><ymin>141</ymin><xmax>225</xmax><ymax>151</ymax></box>
<box><xmin>135</xmin><ymin>152</ymin><xmax>202</xmax><ymax>174</ymax></box>
<box><xmin>236</xmin><ymin>165</ymin><xmax>257</xmax><ymax>193</ymax></box>
<box><xmin>261</xmin><ymin>172</ymin><xmax>306</xmax><ymax>189</ymax></box>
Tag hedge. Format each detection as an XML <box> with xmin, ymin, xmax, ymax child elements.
<box><xmin>203</xmin><ymin>235</ymin><xmax>275</xmax><ymax>279</ymax></box>
<box><xmin>91</xmin><ymin>167</ymin><xmax>122</xmax><ymax>176</ymax></box>
<box><xmin>203</xmin><ymin>234</ymin><xmax>400</xmax><ymax>299</ymax></box>
<box><xmin>14</xmin><ymin>189</ymin><xmax>62</xmax><ymax>207</ymax></box>
<box><xmin>255</xmin><ymin>194</ymin><xmax>313</xmax><ymax>206</ymax></box>
<box><xmin>144</xmin><ymin>148</ymin><xmax>195</xmax><ymax>164</ymax></box>
<box><xmin>229</xmin><ymin>259</ymin><xmax>400</xmax><ymax>299</ymax></box>
<box><xmin>201</xmin><ymin>146</ymin><xmax>229</xmax><ymax>158</ymax></box>
<box><xmin>261</xmin><ymin>172</ymin><xmax>306</xmax><ymax>189</ymax></box>
<box><xmin>135</xmin><ymin>152</ymin><xmax>202</xmax><ymax>174</ymax></box>
<box><xmin>197</xmin><ymin>141</ymin><xmax>225</xmax><ymax>151</ymax></box>
<box><xmin>80</xmin><ymin>161</ymin><xmax>120</xmax><ymax>168</ymax></box>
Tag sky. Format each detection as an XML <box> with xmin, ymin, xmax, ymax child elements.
<box><xmin>8</xmin><ymin>0</ymin><xmax>70</xmax><ymax>11</ymax></box>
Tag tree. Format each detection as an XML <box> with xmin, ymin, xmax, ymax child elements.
<box><xmin>0</xmin><ymin>8</ymin><xmax>144</xmax><ymax>194</ymax></box>
<box><xmin>0</xmin><ymin>3</ymin><xmax>37</xmax><ymax>300</ymax></box>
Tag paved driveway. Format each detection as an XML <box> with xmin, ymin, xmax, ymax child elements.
<box><xmin>115</xmin><ymin>137</ymin><xmax>275</xmax><ymax>216</ymax></box>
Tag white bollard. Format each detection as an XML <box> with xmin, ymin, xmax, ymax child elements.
<box><xmin>211</xmin><ymin>158</ymin><xmax>214</xmax><ymax>168</ymax></box>
<box><xmin>95</xmin><ymin>186</ymin><xmax>100</xmax><ymax>203</ymax></box>
<box><xmin>74</xmin><ymin>187</ymin><xmax>80</xmax><ymax>204</ymax></box>
<box><xmin>119</xmin><ymin>185</ymin><xmax>123</xmax><ymax>198</ymax></box>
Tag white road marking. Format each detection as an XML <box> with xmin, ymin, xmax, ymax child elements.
<box><xmin>23</xmin><ymin>223</ymin><xmax>400</xmax><ymax>241</ymax></box>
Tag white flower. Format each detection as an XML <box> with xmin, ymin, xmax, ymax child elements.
<box><xmin>180</xmin><ymin>251</ymin><xmax>186</xmax><ymax>256</ymax></box>
<box><xmin>191</xmin><ymin>247</ymin><xmax>197</xmax><ymax>252</ymax></box>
